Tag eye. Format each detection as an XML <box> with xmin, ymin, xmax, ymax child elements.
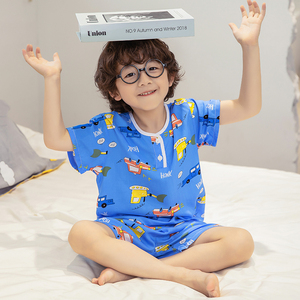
<box><xmin>121</xmin><ymin>65</ymin><xmax>138</xmax><ymax>80</ymax></box>
<box><xmin>124</xmin><ymin>72</ymin><xmax>136</xmax><ymax>78</ymax></box>
<box><xmin>148</xmin><ymin>66</ymin><xmax>158</xmax><ymax>71</ymax></box>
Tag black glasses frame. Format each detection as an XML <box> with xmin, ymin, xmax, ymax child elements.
<box><xmin>116</xmin><ymin>59</ymin><xmax>167</xmax><ymax>84</ymax></box>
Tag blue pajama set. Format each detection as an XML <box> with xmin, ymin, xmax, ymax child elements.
<box><xmin>67</xmin><ymin>98</ymin><xmax>220</xmax><ymax>258</ymax></box>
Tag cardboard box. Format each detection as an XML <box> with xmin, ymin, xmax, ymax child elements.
<box><xmin>76</xmin><ymin>8</ymin><xmax>194</xmax><ymax>42</ymax></box>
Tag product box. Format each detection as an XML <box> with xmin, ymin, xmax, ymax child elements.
<box><xmin>76</xmin><ymin>8</ymin><xmax>194</xmax><ymax>42</ymax></box>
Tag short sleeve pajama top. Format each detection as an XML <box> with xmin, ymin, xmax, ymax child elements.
<box><xmin>67</xmin><ymin>98</ymin><xmax>220</xmax><ymax>258</ymax></box>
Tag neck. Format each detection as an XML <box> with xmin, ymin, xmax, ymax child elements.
<box><xmin>132</xmin><ymin>104</ymin><xmax>167</xmax><ymax>134</ymax></box>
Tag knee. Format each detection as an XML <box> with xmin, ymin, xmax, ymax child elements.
<box><xmin>234</xmin><ymin>228</ymin><xmax>254</xmax><ymax>262</ymax></box>
<box><xmin>68</xmin><ymin>220</ymin><xmax>90</xmax><ymax>253</ymax></box>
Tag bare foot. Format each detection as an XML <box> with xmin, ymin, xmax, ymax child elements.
<box><xmin>92</xmin><ymin>268</ymin><xmax>134</xmax><ymax>285</ymax></box>
<box><xmin>179</xmin><ymin>269</ymin><xmax>220</xmax><ymax>297</ymax></box>
<box><xmin>205</xmin><ymin>273</ymin><xmax>220</xmax><ymax>297</ymax></box>
<box><xmin>91</xmin><ymin>267</ymin><xmax>220</xmax><ymax>297</ymax></box>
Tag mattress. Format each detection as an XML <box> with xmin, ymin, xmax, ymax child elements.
<box><xmin>0</xmin><ymin>125</ymin><xmax>300</xmax><ymax>299</ymax></box>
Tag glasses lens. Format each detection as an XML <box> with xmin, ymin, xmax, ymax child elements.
<box><xmin>146</xmin><ymin>59</ymin><xmax>164</xmax><ymax>78</ymax></box>
<box><xmin>120</xmin><ymin>65</ymin><xmax>139</xmax><ymax>84</ymax></box>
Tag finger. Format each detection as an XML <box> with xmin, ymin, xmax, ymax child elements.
<box><xmin>22</xmin><ymin>48</ymin><xmax>29</xmax><ymax>61</ymax></box>
<box><xmin>26</xmin><ymin>44</ymin><xmax>33</xmax><ymax>52</ymax></box>
<box><xmin>240</xmin><ymin>5</ymin><xmax>248</xmax><ymax>18</ymax></box>
<box><xmin>53</xmin><ymin>52</ymin><xmax>59</xmax><ymax>61</ymax></box>
<box><xmin>22</xmin><ymin>44</ymin><xmax>33</xmax><ymax>61</ymax></box>
<box><xmin>36</xmin><ymin>47</ymin><xmax>42</xmax><ymax>59</ymax></box>
<box><xmin>259</xmin><ymin>3</ymin><xmax>266</xmax><ymax>21</ymax></box>
<box><xmin>247</xmin><ymin>0</ymin><xmax>254</xmax><ymax>10</ymax></box>
<box><xmin>53</xmin><ymin>52</ymin><xmax>61</xmax><ymax>65</ymax></box>
<box><xmin>229</xmin><ymin>22</ymin><xmax>238</xmax><ymax>33</ymax></box>
<box><xmin>26</xmin><ymin>44</ymin><xmax>35</xmax><ymax>57</ymax></box>
<box><xmin>252</xmin><ymin>1</ymin><xmax>261</xmax><ymax>17</ymax></box>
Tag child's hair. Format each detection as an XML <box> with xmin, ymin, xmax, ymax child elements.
<box><xmin>94</xmin><ymin>39</ymin><xmax>182</xmax><ymax>113</ymax></box>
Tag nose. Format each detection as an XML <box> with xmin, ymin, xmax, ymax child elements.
<box><xmin>138</xmin><ymin>69</ymin><xmax>152</xmax><ymax>86</ymax></box>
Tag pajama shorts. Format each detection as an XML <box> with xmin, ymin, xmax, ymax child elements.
<box><xmin>95</xmin><ymin>217</ymin><xmax>219</xmax><ymax>258</ymax></box>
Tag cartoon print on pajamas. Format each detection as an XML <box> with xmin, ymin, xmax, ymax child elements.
<box><xmin>97</xmin><ymin>195</ymin><xmax>115</xmax><ymax>208</ymax></box>
<box><xmin>119</xmin><ymin>126</ymin><xmax>141</xmax><ymax>138</ymax></box>
<box><xmin>187</xmin><ymin>101</ymin><xmax>195</xmax><ymax>118</ymax></box>
<box><xmin>197</xmin><ymin>195</ymin><xmax>206</xmax><ymax>204</ymax></box>
<box><xmin>199</xmin><ymin>115</ymin><xmax>220</xmax><ymax>126</ymax></box>
<box><xmin>124</xmin><ymin>158</ymin><xmax>151</xmax><ymax>175</ymax></box>
<box><xmin>90</xmin><ymin>166</ymin><xmax>111</xmax><ymax>176</ymax></box>
<box><xmin>90</xmin><ymin>149</ymin><xmax>108</xmax><ymax>158</ymax></box>
<box><xmin>181</xmin><ymin>163</ymin><xmax>201</xmax><ymax>187</ymax></box>
<box><xmin>116</xmin><ymin>219</ymin><xmax>146</xmax><ymax>238</ymax></box>
<box><xmin>130</xmin><ymin>219</ymin><xmax>156</xmax><ymax>230</ymax></box>
<box><xmin>128</xmin><ymin>223</ymin><xmax>145</xmax><ymax>238</ymax></box>
<box><xmin>171</xmin><ymin>113</ymin><xmax>182</xmax><ymax>130</ymax></box>
<box><xmin>162</xmin><ymin>129</ymin><xmax>174</xmax><ymax>138</ymax></box>
<box><xmin>151</xmin><ymin>136</ymin><xmax>158</xmax><ymax>144</ymax></box>
<box><xmin>129</xmin><ymin>186</ymin><xmax>167</xmax><ymax>203</ymax></box>
<box><xmin>67</xmin><ymin>98</ymin><xmax>221</xmax><ymax>258</ymax></box>
<box><xmin>90</xmin><ymin>114</ymin><xmax>116</xmax><ymax>129</ymax></box>
<box><xmin>152</xmin><ymin>203</ymin><xmax>180</xmax><ymax>217</ymax></box>
<box><xmin>155</xmin><ymin>243</ymin><xmax>177</xmax><ymax>254</ymax></box>
<box><xmin>174</xmin><ymin>134</ymin><xmax>196</xmax><ymax>161</ymax></box>
<box><xmin>173</xmin><ymin>98</ymin><xmax>186</xmax><ymax>105</ymax></box>
<box><xmin>113</xmin><ymin>225</ymin><xmax>133</xmax><ymax>243</ymax></box>
<box><xmin>163</xmin><ymin>113</ymin><xmax>183</xmax><ymax>137</ymax></box>
<box><xmin>155</xmin><ymin>244</ymin><xmax>170</xmax><ymax>253</ymax></box>
<box><xmin>104</xmin><ymin>113</ymin><xmax>115</xmax><ymax>129</ymax></box>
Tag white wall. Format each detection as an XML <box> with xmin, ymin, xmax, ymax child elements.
<box><xmin>291</xmin><ymin>0</ymin><xmax>300</xmax><ymax>172</ymax></box>
<box><xmin>293</xmin><ymin>0</ymin><xmax>300</xmax><ymax>75</ymax></box>
<box><xmin>0</xmin><ymin>0</ymin><xmax>39</xmax><ymax>130</ymax></box>
<box><xmin>1</xmin><ymin>0</ymin><xmax>298</xmax><ymax>173</ymax></box>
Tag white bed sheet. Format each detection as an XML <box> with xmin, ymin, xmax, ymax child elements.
<box><xmin>0</xmin><ymin>126</ymin><xmax>300</xmax><ymax>299</ymax></box>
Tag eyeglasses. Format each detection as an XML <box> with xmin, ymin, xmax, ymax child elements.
<box><xmin>116</xmin><ymin>59</ymin><xmax>167</xmax><ymax>84</ymax></box>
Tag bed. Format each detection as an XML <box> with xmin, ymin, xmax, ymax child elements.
<box><xmin>1</xmin><ymin>120</ymin><xmax>300</xmax><ymax>299</ymax></box>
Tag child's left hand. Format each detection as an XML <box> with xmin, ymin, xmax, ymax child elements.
<box><xmin>229</xmin><ymin>1</ymin><xmax>266</xmax><ymax>46</ymax></box>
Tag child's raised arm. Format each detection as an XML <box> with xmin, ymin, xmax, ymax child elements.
<box><xmin>219</xmin><ymin>1</ymin><xmax>266</xmax><ymax>125</ymax></box>
<box><xmin>22</xmin><ymin>45</ymin><xmax>73</xmax><ymax>151</ymax></box>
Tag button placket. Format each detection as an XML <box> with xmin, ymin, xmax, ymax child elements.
<box><xmin>153</xmin><ymin>135</ymin><xmax>167</xmax><ymax>169</ymax></box>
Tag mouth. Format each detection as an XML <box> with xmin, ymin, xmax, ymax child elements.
<box><xmin>138</xmin><ymin>90</ymin><xmax>156</xmax><ymax>96</ymax></box>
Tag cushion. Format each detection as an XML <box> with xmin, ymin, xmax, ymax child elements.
<box><xmin>0</xmin><ymin>99</ymin><xmax>65</xmax><ymax>196</ymax></box>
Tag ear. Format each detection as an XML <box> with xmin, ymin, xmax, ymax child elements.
<box><xmin>168</xmin><ymin>75</ymin><xmax>175</xmax><ymax>87</ymax></box>
<box><xmin>109</xmin><ymin>90</ymin><xmax>122</xmax><ymax>101</ymax></box>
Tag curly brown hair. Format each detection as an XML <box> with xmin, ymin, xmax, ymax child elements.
<box><xmin>94</xmin><ymin>39</ymin><xmax>183</xmax><ymax>113</ymax></box>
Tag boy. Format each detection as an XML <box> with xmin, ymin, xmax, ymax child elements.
<box><xmin>22</xmin><ymin>1</ymin><xmax>266</xmax><ymax>297</ymax></box>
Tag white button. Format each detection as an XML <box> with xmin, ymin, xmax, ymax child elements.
<box><xmin>157</xmin><ymin>155</ymin><xmax>163</xmax><ymax>161</ymax></box>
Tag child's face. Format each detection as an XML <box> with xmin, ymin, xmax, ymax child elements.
<box><xmin>111</xmin><ymin>59</ymin><xmax>174</xmax><ymax>114</ymax></box>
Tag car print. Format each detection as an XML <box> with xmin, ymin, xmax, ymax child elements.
<box><xmin>174</xmin><ymin>98</ymin><xmax>186</xmax><ymax>105</ymax></box>
<box><xmin>155</xmin><ymin>244</ymin><xmax>170</xmax><ymax>252</ymax></box>
<box><xmin>104</xmin><ymin>114</ymin><xmax>115</xmax><ymax>129</ymax></box>
<box><xmin>171</xmin><ymin>113</ymin><xmax>182</xmax><ymax>130</ymax></box>
<box><xmin>119</xmin><ymin>126</ymin><xmax>141</xmax><ymax>138</ymax></box>
<box><xmin>97</xmin><ymin>195</ymin><xmax>115</xmax><ymax>208</ymax></box>
<box><xmin>181</xmin><ymin>163</ymin><xmax>201</xmax><ymax>187</ymax></box>
<box><xmin>187</xmin><ymin>101</ymin><xmax>195</xmax><ymax>118</ymax></box>
<box><xmin>199</xmin><ymin>115</ymin><xmax>220</xmax><ymax>126</ymax></box>
<box><xmin>124</xmin><ymin>158</ymin><xmax>150</xmax><ymax>175</ymax></box>
<box><xmin>174</xmin><ymin>137</ymin><xmax>187</xmax><ymax>161</ymax></box>
<box><xmin>113</xmin><ymin>226</ymin><xmax>133</xmax><ymax>243</ymax></box>
<box><xmin>153</xmin><ymin>203</ymin><xmax>180</xmax><ymax>217</ymax></box>
<box><xmin>129</xmin><ymin>186</ymin><xmax>166</xmax><ymax>204</ymax></box>
<box><xmin>73</xmin><ymin>123</ymin><xmax>93</xmax><ymax>130</ymax></box>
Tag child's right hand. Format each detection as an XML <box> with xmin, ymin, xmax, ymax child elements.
<box><xmin>22</xmin><ymin>44</ymin><xmax>62</xmax><ymax>78</ymax></box>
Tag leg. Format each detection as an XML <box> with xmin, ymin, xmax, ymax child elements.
<box><xmin>92</xmin><ymin>226</ymin><xmax>254</xmax><ymax>287</ymax></box>
<box><xmin>68</xmin><ymin>220</ymin><xmax>220</xmax><ymax>297</ymax></box>
<box><xmin>161</xmin><ymin>227</ymin><xmax>254</xmax><ymax>272</ymax></box>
